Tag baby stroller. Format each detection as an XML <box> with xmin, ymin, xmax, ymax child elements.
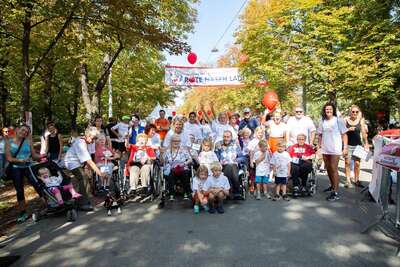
<box><xmin>29</xmin><ymin>161</ymin><xmax>78</xmax><ymax>222</ymax></box>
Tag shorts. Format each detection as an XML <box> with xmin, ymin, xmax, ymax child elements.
<box><xmin>346</xmin><ymin>145</ymin><xmax>360</xmax><ymax>161</ymax></box>
<box><xmin>275</xmin><ymin>177</ymin><xmax>288</xmax><ymax>185</ymax></box>
<box><xmin>112</xmin><ymin>141</ymin><xmax>126</xmax><ymax>152</ymax></box>
<box><xmin>255</xmin><ymin>175</ymin><xmax>270</xmax><ymax>184</ymax></box>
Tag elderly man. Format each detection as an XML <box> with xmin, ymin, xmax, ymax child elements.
<box><xmin>285</xmin><ymin>107</ymin><xmax>316</xmax><ymax>146</ymax></box>
<box><xmin>215</xmin><ymin>130</ymin><xmax>242</xmax><ymax>197</ymax></box>
<box><xmin>288</xmin><ymin>133</ymin><xmax>315</xmax><ymax>197</ymax></box>
<box><xmin>239</xmin><ymin>107</ymin><xmax>259</xmax><ymax>134</ymax></box>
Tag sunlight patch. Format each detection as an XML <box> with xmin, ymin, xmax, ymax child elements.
<box><xmin>178</xmin><ymin>240</ymin><xmax>210</xmax><ymax>253</ymax></box>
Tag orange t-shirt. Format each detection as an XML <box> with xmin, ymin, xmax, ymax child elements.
<box><xmin>155</xmin><ymin>118</ymin><xmax>170</xmax><ymax>140</ymax></box>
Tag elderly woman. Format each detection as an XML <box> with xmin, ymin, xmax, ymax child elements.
<box><xmin>126</xmin><ymin>133</ymin><xmax>156</xmax><ymax>195</ymax></box>
<box><xmin>161</xmin><ymin>134</ymin><xmax>192</xmax><ymax>201</ymax></box>
<box><xmin>288</xmin><ymin>133</ymin><xmax>315</xmax><ymax>196</ymax></box>
<box><xmin>64</xmin><ymin>126</ymin><xmax>107</xmax><ymax>211</ymax></box>
<box><xmin>163</xmin><ymin>117</ymin><xmax>191</xmax><ymax>149</ymax></box>
<box><xmin>5</xmin><ymin>124</ymin><xmax>43</xmax><ymax>223</ymax></box>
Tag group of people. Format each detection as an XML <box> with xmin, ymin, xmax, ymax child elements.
<box><xmin>0</xmin><ymin>101</ymin><xmax>371</xmax><ymax>221</ymax></box>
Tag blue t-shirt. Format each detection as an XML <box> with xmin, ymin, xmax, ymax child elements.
<box><xmin>10</xmin><ymin>139</ymin><xmax>32</xmax><ymax>168</ymax></box>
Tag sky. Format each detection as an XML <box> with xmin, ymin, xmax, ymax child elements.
<box><xmin>165</xmin><ymin>0</ymin><xmax>247</xmax><ymax>67</ymax></box>
<box><xmin>165</xmin><ymin>0</ymin><xmax>247</xmax><ymax>107</ymax></box>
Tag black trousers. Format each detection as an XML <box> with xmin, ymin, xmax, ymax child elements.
<box><xmin>223</xmin><ymin>164</ymin><xmax>239</xmax><ymax>194</ymax></box>
<box><xmin>167</xmin><ymin>169</ymin><xmax>191</xmax><ymax>195</ymax></box>
<box><xmin>290</xmin><ymin>161</ymin><xmax>313</xmax><ymax>187</ymax></box>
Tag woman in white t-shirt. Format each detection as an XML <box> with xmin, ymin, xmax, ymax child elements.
<box><xmin>265</xmin><ymin>112</ymin><xmax>287</xmax><ymax>153</ymax></box>
<box><xmin>317</xmin><ymin>103</ymin><xmax>348</xmax><ymax>201</ymax></box>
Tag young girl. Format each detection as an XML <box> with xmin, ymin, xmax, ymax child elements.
<box><xmin>204</xmin><ymin>162</ymin><xmax>230</xmax><ymax>214</ymax></box>
<box><xmin>38</xmin><ymin>167</ymin><xmax>81</xmax><ymax>205</ymax></box>
<box><xmin>198</xmin><ymin>138</ymin><xmax>218</xmax><ymax>175</ymax></box>
<box><xmin>253</xmin><ymin>140</ymin><xmax>272</xmax><ymax>200</ymax></box>
<box><xmin>95</xmin><ymin>134</ymin><xmax>118</xmax><ymax>190</ymax></box>
<box><xmin>192</xmin><ymin>165</ymin><xmax>210</xmax><ymax>214</ymax></box>
<box><xmin>271</xmin><ymin>141</ymin><xmax>291</xmax><ymax>201</ymax></box>
<box><xmin>238</xmin><ymin>128</ymin><xmax>252</xmax><ymax>166</ymax></box>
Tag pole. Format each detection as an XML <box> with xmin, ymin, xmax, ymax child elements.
<box><xmin>108</xmin><ymin>67</ymin><xmax>113</xmax><ymax>118</ymax></box>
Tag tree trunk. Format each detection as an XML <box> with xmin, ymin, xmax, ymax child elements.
<box><xmin>21</xmin><ymin>6</ymin><xmax>33</xmax><ymax>116</ymax></box>
<box><xmin>42</xmin><ymin>58</ymin><xmax>55</xmax><ymax>126</ymax></box>
<box><xmin>0</xmin><ymin>59</ymin><xmax>9</xmax><ymax>126</ymax></box>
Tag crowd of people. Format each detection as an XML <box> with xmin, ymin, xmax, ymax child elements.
<box><xmin>0</xmin><ymin>101</ymin><xmax>374</xmax><ymax>221</ymax></box>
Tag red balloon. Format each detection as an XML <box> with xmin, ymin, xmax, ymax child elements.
<box><xmin>187</xmin><ymin>52</ymin><xmax>197</xmax><ymax>64</ymax></box>
<box><xmin>262</xmin><ymin>91</ymin><xmax>279</xmax><ymax>110</ymax></box>
<box><xmin>172</xmin><ymin>111</ymin><xmax>176</xmax><ymax>116</ymax></box>
<box><xmin>198</xmin><ymin>110</ymin><xmax>203</xmax><ymax>116</ymax></box>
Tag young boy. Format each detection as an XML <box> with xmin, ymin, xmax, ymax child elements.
<box><xmin>192</xmin><ymin>165</ymin><xmax>210</xmax><ymax>214</ymax></box>
<box><xmin>204</xmin><ymin>162</ymin><xmax>230</xmax><ymax>214</ymax></box>
<box><xmin>253</xmin><ymin>140</ymin><xmax>272</xmax><ymax>200</ymax></box>
<box><xmin>270</xmin><ymin>140</ymin><xmax>291</xmax><ymax>201</ymax></box>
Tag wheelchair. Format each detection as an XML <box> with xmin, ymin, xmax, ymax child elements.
<box><xmin>287</xmin><ymin>158</ymin><xmax>318</xmax><ymax>198</ymax></box>
<box><xmin>123</xmin><ymin>159</ymin><xmax>163</xmax><ymax>203</ymax></box>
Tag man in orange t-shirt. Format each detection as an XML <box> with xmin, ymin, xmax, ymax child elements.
<box><xmin>155</xmin><ymin>110</ymin><xmax>170</xmax><ymax>141</ymax></box>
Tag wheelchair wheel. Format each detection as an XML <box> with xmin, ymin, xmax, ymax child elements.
<box><xmin>151</xmin><ymin>163</ymin><xmax>162</xmax><ymax>199</ymax></box>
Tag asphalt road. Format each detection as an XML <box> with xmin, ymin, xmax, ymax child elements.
<box><xmin>1</xmin><ymin>160</ymin><xmax>399</xmax><ymax>267</ymax></box>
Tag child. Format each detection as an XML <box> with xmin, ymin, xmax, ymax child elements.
<box><xmin>253</xmin><ymin>140</ymin><xmax>272</xmax><ymax>200</ymax></box>
<box><xmin>198</xmin><ymin>138</ymin><xmax>218</xmax><ymax>175</ymax></box>
<box><xmin>270</xmin><ymin>140</ymin><xmax>291</xmax><ymax>201</ymax></box>
<box><xmin>95</xmin><ymin>134</ymin><xmax>118</xmax><ymax>190</ymax></box>
<box><xmin>192</xmin><ymin>165</ymin><xmax>210</xmax><ymax>214</ymax></box>
<box><xmin>204</xmin><ymin>162</ymin><xmax>230</xmax><ymax>214</ymax></box>
<box><xmin>238</xmin><ymin>128</ymin><xmax>252</xmax><ymax>166</ymax></box>
<box><xmin>188</xmin><ymin>134</ymin><xmax>200</xmax><ymax>168</ymax></box>
<box><xmin>38</xmin><ymin>167</ymin><xmax>81</xmax><ymax>205</ymax></box>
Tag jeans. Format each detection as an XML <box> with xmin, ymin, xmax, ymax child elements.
<box><xmin>11</xmin><ymin>167</ymin><xmax>43</xmax><ymax>202</ymax></box>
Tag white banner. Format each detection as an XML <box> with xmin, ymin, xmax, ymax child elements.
<box><xmin>165</xmin><ymin>66</ymin><xmax>244</xmax><ymax>87</ymax></box>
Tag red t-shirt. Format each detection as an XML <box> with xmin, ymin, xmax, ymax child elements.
<box><xmin>288</xmin><ymin>144</ymin><xmax>315</xmax><ymax>158</ymax></box>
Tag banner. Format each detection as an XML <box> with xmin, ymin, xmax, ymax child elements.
<box><xmin>165</xmin><ymin>66</ymin><xmax>244</xmax><ymax>87</ymax></box>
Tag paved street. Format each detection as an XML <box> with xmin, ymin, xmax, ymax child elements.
<box><xmin>1</xmin><ymin>160</ymin><xmax>399</xmax><ymax>267</ymax></box>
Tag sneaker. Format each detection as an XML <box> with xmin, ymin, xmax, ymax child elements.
<box><xmin>282</xmin><ymin>195</ymin><xmax>290</xmax><ymax>201</ymax></box>
<box><xmin>169</xmin><ymin>195</ymin><xmax>175</xmax><ymax>201</ymax></box>
<box><xmin>183</xmin><ymin>193</ymin><xmax>189</xmax><ymax>200</ymax></box>
<box><xmin>209</xmin><ymin>206</ymin><xmax>216</xmax><ymax>214</ymax></box>
<box><xmin>323</xmin><ymin>186</ymin><xmax>333</xmax><ymax>192</ymax></box>
<box><xmin>72</xmin><ymin>192</ymin><xmax>82</xmax><ymax>199</ymax></box>
<box><xmin>216</xmin><ymin>206</ymin><xmax>225</xmax><ymax>214</ymax></box>
<box><xmin>104</xmin><ymin>186</ymin><xmax>110</xmax><ymax>191</ymax></box>
<box><xmin>16</xmin><ymin>211</ymin><xmax>29</xmax><ymax>223</ymax></box>
<box><xmin>326</xmin><ymin>192</ymin><xmax>340</xmax><ymax>201</ymax></box>
<box><xmin>202</xmin><ymin>205</ymin><xmax>209</xmax><ymax>212</ymax></box>
<box><xmin>256</xmin><ymin>191</ymin><xmax>261</xmax><ymax>200</ymax></box>
<box><xmin>193</xmin><ymin>205</ymin><xmax>200</xmax><ymax>214</ymax></box>
<box><xmin>293</xmin><ymin>186</ymin><xmax>300</xmax><ymax>197</ymax></box>
<box><xmin>264</xmin><ymin>192</ymin><xmax>272</xmax><ymax>199</ymax></box>
<box><xmin>272</xmin><ymin>195</ymin><xmax>281</xmax><ymax>201</ymax></box>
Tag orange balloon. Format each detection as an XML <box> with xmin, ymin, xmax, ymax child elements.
<box><xmin>262</xmin><ymin>91</ymin><xmax>279</xmax><ymax>110</ymax></box>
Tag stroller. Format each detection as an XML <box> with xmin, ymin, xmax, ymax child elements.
<box><xmin>29</xmin><ymin>161</ymin><xmax>78</xmax><ymax>222</ymax></box>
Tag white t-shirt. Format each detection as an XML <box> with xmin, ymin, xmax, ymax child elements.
<box><xmin>192</xmin><ymin>176</ymin><xmax>208</xmax><ymax>192</ymax></box>
<box><xmin>254</xmin><ymin>150</ymin><xmax>271</xmax><ymax>176</ymax></box>
<box><xmin>163</xmin><ymin>130</ymin><xmax>192</xmax><ymax>148</ymax></box>
<box><xmin>211</xmin><ymin>120</ymin><xmax>238</xmax><ymax>143</ymax></box>
<box><xmin>248</xmin><ymin>138</ymin><xmax>261</xmax><ymax>152</ymax></box>
<box><xmin>64</xmin><ymin>138</ymin><xmax>92</xmax><ymax>170</ymax></box>
<box><xmin>204</xmin><ymin>174</ymin><xmax>231</xmax><ymax>191</ymax></box>
<box><xmin>184</xmin><ymin>122</ymin><xmax>203</xmax><ymax>141</ymax></box>
<box><xmin>111</xmin><ymin>122</ymin><xmax>130</xmax><ymax>142</ymax></box>
<box><xmin>147</xmin><ymin>134</ymin><xmax>161</xmax><ymax>149</ymax></box>
<box><xmin>268</xmin><ymin>120</ymin><xmax>286</xmax><ymax>138</ymax></box>
<box><xmin>317</xmin><ymin>117</ymin><xmax>348</xmax><ymax>155</ymax></box>
<box><xmin>198</xmin><ymin>151</ymin><xmax>219</xmax><ymax>174</ymax></box>
<box><xmin>286</xmin><ymin>116</ymin><xmax>316</xmax><ymax>145</ymax></box>
<box><xmin>270</xmin><ymin>151</ymin><xmax>291</xmax><ymax>177</ymax></box>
